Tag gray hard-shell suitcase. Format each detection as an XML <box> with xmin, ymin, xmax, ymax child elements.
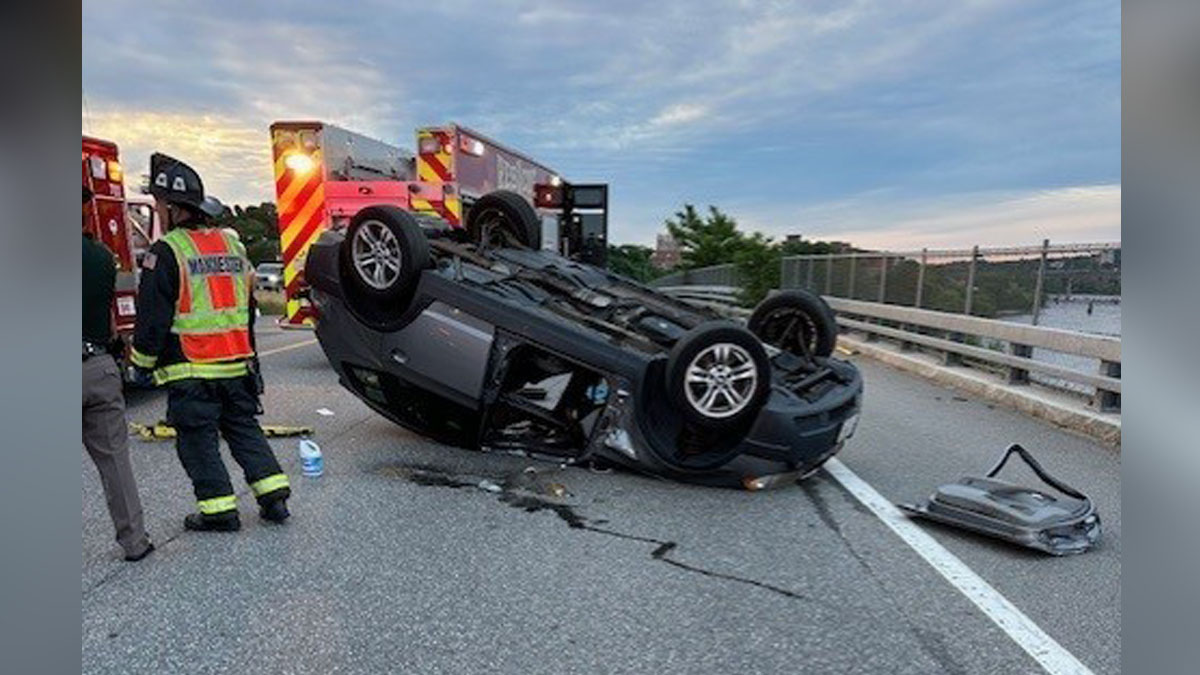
<box><xmin>900</xmin><ymin>444</ymin><xmax>1101</xmax><ymax>555</ymax></box>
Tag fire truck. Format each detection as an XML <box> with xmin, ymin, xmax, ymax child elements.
<box><xmin>82</xmin><ymin>136</ymin><xmax>140</xmax><ymax>353</ymax></box>
<box><xmin>269</xmin><ymin>121</ymin><xmax>608</xmax><ymax>326</ymax></box>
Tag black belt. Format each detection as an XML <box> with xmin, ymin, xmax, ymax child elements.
<box><xmin>83</xmin><ymin>341</ymin><xmax>107</xmax><ymax>361</ymax></box>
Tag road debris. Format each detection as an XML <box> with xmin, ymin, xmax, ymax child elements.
<box><xmin>316</xmin><ymin>408</ymin><xmax>335</xmax><ymax>416</ymax></box>
<box><xmin>129</xmin><ymin>421</ymin><xmax>177</xmax><ymax>441</ymax></box>
<box><xmin>299</xmin><ymin>438</ymin><xmax>324</xmax><ymax>477</ymax></box>
<box><xmin>900</xmin><ymin>443</ymin><xmax>1102</xmax><ymax>555</ymax></box>
<box><xmin>264</xmin><ymin>425</ymin><xmax>316</xmax><ymax>438</ymax></box>
<box><xmin>131</xmin><ymin>421</ymin><xmax>314</xmax><ymax>442</ymax></box>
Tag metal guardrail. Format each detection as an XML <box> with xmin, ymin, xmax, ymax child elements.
<box><xmin>825</xmin><ymin>297</ymin><xmax>1120</xmax><ymax>411</ymax></box>
<box><xmin>653</xmin><ymin>263</ymin><xmax>739</xmax><ymax>288</ymax></box>
<box><xmin>657</xmin><ymin>284</ymin><xmax>1121</xmax><ymax>413</ymax></box>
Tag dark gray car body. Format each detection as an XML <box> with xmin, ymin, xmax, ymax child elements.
<box><xmin>304</xmin><ymin>229</ymin><xmax>863</xmax><ymax>488</ymax></box>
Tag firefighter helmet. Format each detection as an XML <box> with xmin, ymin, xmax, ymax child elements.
<box><xmin>199</xmin><ymin>195</ymin><xmax>225</xmax><ymax>219</ymax></box>
<box><xmin>149</xmin><ymin>153</ymin><xmax>206</xmax><ymax>212</ymax></box>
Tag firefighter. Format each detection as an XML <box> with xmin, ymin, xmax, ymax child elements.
<box><xmin>83</xmin><ymin>185</ymin><xmax>155</xmax><ymax>561</ymax></box>
<box><xmin>129</xmin><ymin>153</ymin><xmax>291</xmax><ymax>532</ymax></box>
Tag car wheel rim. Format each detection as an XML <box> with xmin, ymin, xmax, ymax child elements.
<box><xmin>684</xmin><ymin>343</ymin><xmax>758</xmax><ymax>419</ymax></box>
<box><xmin>352</xmin><ymin>220</ymin><xmax>402</xmax><ymax>290</ymax></box>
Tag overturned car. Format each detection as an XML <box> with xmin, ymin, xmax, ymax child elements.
<box><xmin>304</xmin><ymin>191</ymin><xmax>863</xmax><ymax>488</ymax></box>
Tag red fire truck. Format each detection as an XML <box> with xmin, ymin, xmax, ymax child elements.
<box><xmin>269</xmin><ymin>121</ymin><xmax>608</xmax><ymax>327</ymax></box>
<box><xmin>82</xmin><ymin>136</ymin><xmax>140</xmax><ymax>353</ymax></box>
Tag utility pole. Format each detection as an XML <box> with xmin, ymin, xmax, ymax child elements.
<box><xmin>1031</xmin><ymin>239</ymin><xmax>1049</xmax><ymax>325</ymax></box>
<box><xmin>964</xmin><ymin>245</ymin><xmax>979</xmax><ymax>315</ymax></box>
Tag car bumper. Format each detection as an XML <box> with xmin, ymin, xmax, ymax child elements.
<box><xmin>594</xmin><ymin>364</ymin><xmax>863</xmax><ymax>489</ymax></box>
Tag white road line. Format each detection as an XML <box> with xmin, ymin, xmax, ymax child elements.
<box><xmin>258</xmin><ymin>339</ymin><xmax>318</xmax><ymax>357</ymax></box>
<box><xmin>823</xmin><ymin>458</ymin><xmax>1095</xmax><ymax>675</ymax></box>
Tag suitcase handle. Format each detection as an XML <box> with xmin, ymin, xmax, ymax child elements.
<box><xmin>985</xmin><ymin>444</ymin><xmax>1090</xmax><ymax>502</ymax></box>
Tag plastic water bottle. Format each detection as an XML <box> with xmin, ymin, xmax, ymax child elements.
<box><xmin>299</xmin><ymin>437</ymin><xmax>323</xmax><ymax>477</ymax></box>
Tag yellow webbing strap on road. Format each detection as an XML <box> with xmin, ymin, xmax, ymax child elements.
<box><xmin>130</xmin><ymin>421</ymin><xmax>313</xmax><ymax>441</ymax></box>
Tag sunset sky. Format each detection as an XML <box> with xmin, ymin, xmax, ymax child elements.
<box><xmin>82</xmin><ymin>1</ymin><xmax>1120</xmax><ymax>249</ymax></box>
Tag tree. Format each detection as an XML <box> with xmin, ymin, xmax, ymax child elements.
<box><xmin>607</xmin><ymin>244</ymin><xmax>660</xmax><ymax>283</ymax></box>
<box><xmin>733</xmin><ymin>232</ymin><xmax>781</xmax><ymax>305</ymax></box>
<box><xmin>216</xmin><ymin>202</ymin><xmax>281</xmax><ymax>264</ymax></box>
<box><xmin>780</xmin><ymin>237</ymin><xmax>847</xmax><ymax>257</ymax></box>
<box><xmin>665</xmin><ymin>205</ymin><xmax>747</xmax><ymax>269</ymax></box>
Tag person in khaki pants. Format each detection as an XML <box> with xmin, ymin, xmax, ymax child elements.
<box><xmin>83</xmin><ymin>185</ymin><xmax>154</xmax><ymax>562</ymax></box>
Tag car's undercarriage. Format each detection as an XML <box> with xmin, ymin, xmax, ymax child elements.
<box><xmin>305</xmin><ymin>192</ymin><xmax>863</xmax><ymax>488</ymax></box>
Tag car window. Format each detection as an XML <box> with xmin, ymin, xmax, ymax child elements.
<box><xmin>258</xmin><ymin>264</ymin><xmax>283</xmax><ymax>274</ymax></box>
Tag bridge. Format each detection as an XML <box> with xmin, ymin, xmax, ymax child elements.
<box><xmin>82</xmin><ymin>258</ymin><xmax>1121</xmax><ymax>674</ymax></box>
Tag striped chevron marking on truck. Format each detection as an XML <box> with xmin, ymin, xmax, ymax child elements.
<box><xmin>271</xmin><ymin>128</ymin><xmax>327</xmax><ymax>326</ymax></box>
<box><xmin>415</xmin><ymin>129</ymin><xmax>461</xmax><ymax>226</ymax></box>
<box><xmin>410</xmin><ymin>195</ymin><xmax>461</xmax><ymax>227</ymax></box>
<box><xmin>416</xmin><ymin>129</ymin><xmax>453</xmax><ymax>181</ymax></box>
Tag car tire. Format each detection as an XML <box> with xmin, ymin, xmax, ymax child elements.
<box><xmin>466</xmin><ymin>190</ymin><xmax>542</xmax><ymax>250</ymax></box>
<box><xmin>340</xmin><ymin>206</ymin><xmax>430</xmax><ymax>302</ymax></box>
<box><xmin>666</xmin><ymin>322</ymin><xmax>771</xmax><ymax>430</ymax></box>
<box><xmin>747</xmin><ymin>290</ymin><xmax>838</xmax><ymax>359</ymax></box>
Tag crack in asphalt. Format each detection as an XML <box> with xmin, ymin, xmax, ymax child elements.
<box><xmin>812</xmin><ymin>470</ymin><xmax>970</xmax><ymax>675</ymax></box>
<box><xmin>389</xmin><ymin>464</ymin><xmax>833</xmax><ymax>606</ymax></box>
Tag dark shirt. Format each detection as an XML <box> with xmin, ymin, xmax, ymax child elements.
<box><xmin>132</xmin><ymin>233</ymin><xmax>257</xmax><ymax>368</ymax></box>
<box><xmin>82</xmin><ymin>234</ymin><xmax>115</xmax><ymax>344</ymax></box>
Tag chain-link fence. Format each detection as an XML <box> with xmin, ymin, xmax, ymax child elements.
<box><xmin>780</xmin><ymin>241</ymin><xmax>1120</xmax><ymax>323</ymax></box>
<box><xmin>780</xmin><ymin>241</ymin><xmax>1120</xmax><ymax>398</ymax></box>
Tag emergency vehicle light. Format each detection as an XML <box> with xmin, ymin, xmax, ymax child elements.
<box><xmin>284</xmin><ymin>152</ymin><xmax>315</xmax><ymax>174</ymax></box>
<box><xmin>460</xmin><ymin>136</ymin><xmax>485</xmax><ymax>157</ymax></box>
<box><xmin>418</xmin><ymin>137</ymin><xmax>440</xmax><ymax>155</ymax></box>
<box><xmin>534</xmin><ymin>184</ymin><xmax>563</xmax><ymax>208</ymax></box>
<box><xmin>107</xmin><ymin>160</ymin><xmax>123</xmax><ymax>183</ymax></box>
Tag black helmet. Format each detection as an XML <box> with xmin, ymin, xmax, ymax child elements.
<box><xmin>149</xmin><ymin>152</ymin><xmax>205</xmax><ymax>211</ymax></box>
<box><xmin>198</xmin><ymin>195</ymin><xmax>225</xmax><ymax>219</ymax></box>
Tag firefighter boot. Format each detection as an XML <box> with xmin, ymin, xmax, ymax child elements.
<box><xmin>184</xmin><ymin>511</ymin><xmax>241</xmax><ymax>532</ymax></box>
<box><xmin>258</xmin><ymin>493</ymin><xmax>290</xmax><ymax>524</ymax></box>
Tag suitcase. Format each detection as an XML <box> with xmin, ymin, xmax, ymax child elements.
<box><xmin>899</xmin><ymin>443</ymin><xmax>1101</xmax><ymax>555</ymax></box>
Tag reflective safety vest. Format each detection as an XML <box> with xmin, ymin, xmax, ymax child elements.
<box><xmin>155</xmin><ymin>227</ymin><xmax>254</xmax><ymax>384</ymax></box>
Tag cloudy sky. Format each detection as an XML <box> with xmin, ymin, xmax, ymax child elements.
<box><xmin>82</xmin><ymin>0</ymin><xmax>1120</xmax><ymax>249</ymax></box>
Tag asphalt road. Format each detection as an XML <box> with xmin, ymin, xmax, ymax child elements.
<box><xmin>82</xmin><ymin>324</ymin><xmax>1120</xmax><ymax>674</ymax></box>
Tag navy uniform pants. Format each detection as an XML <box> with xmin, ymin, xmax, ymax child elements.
<box><xmin>166</xmin><ymin>376</ymin><xmax>290</xmax><ymax>515</ymax></box>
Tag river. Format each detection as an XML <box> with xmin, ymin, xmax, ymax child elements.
<box><xmin>1003</xmin><ymin>295</ymin><xmax>1121</xmax><ymax>337</ymax></box>
<box><xmin>1001</xmin><ymin>295</ymin><xmax>1120</xmax><ymax>395</ymax></box>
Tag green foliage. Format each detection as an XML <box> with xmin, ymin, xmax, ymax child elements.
<box><xmin>656</xmin><ymin>202</ymin><xmax>849</xmax><ymax>305</ymax></box>
<box><xmin>215</xmin><ymin>203</ymin><xmax>281</xmax><ymax>265</ymax></box>
<box><xmin>606</xmin><ymin>244</ymin><xmax>662</xmax><ymax>283</ymax></box>
<box><xmin>665</xmin><ymin>205</ymin><xmax>746</xmax><ymax>269</ymax></box>
<box><xmin>733</xmin><ymin>232</ymin><xmax>781</xmax><ymax>306</ymax></box>
<box><xmin>779</xmin><ymin>238</ymin><xmax>845</xmax><ymax>257</ymax></box>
